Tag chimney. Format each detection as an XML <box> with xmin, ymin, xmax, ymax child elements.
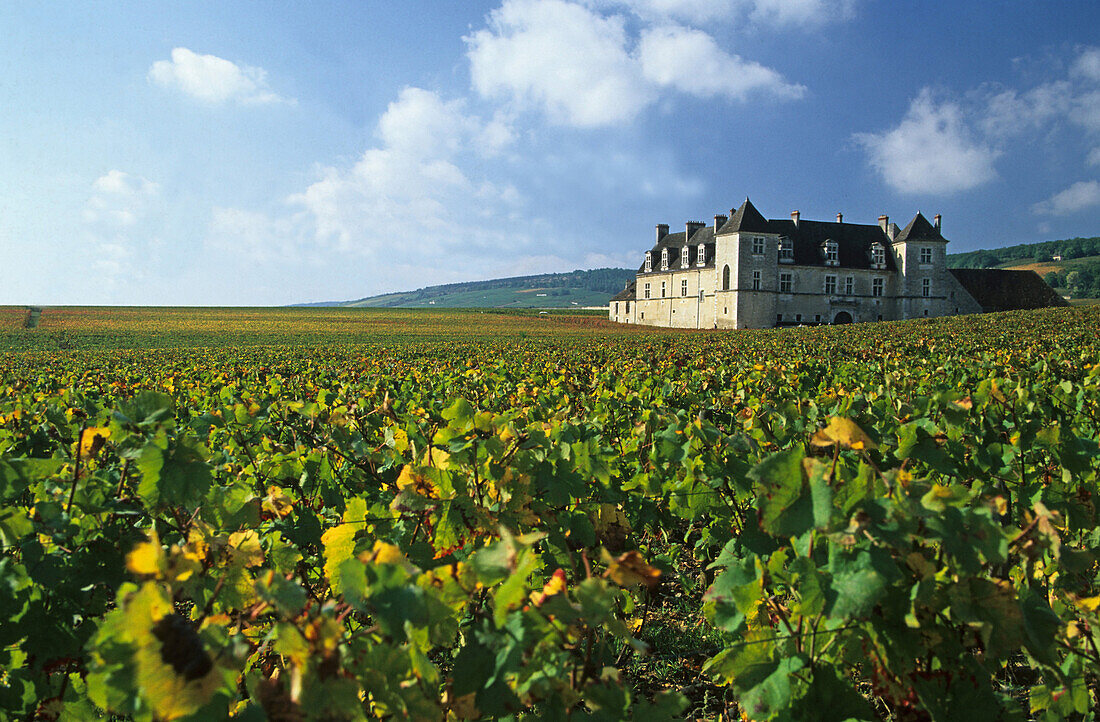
<box><xmin>878</xmin><ymin>215</ymin><xmax>889</xmax><ymax>233</ymax></box>
<box><xmin>836</xmin><ymin>212</ymin><xmax>843</xmax><ymax>223</ymax></box>
<box><xmin>714</xmin><ymin>214</ymin><xmax>727</xmax><ymax>232</ymax></box>
<box><xmin>656</xmin><ymin>224</ymin><xmax>668</xmax><ymax>243</ymax></box>
<box><xmin>791</xmin><ymin>210</ymin><xmax>800</xmax><ymax>227</ymax></box>
<box><xmin>686</xmin><ymin>221</ymin><xmax>704</xmax><ymax>238</ymax></box>
<box><xmin>934</xmin><ymin>214</ymin><xmax>942</xmax><ymax>231</ymax></box>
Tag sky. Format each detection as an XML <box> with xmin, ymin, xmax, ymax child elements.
<box><xmin>2</xmin><ymin>1</ymin><xmax>1099</xmax><ymax>306</ymax></box>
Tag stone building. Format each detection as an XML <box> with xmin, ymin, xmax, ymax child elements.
<box><xmin>608</xmin><ymin>199</ymin><xmax>1063</xmax><ymax>329</ymax></box>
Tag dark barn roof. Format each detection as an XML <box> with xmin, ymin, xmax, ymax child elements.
<box><xmin>948</xmin><ymin>269</ymin><xmax>1069</xmax><ymax>312</ymax></box>
<box><xmin>610</xmin><ymin>282</ymin><xmax>636</xmax><ymax>302</ymax></box>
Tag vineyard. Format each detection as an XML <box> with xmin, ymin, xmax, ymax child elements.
<box><xmin>1</xmin><ymin>305</ymin><xmax>1099</xmax><ymax>720</ymax></box>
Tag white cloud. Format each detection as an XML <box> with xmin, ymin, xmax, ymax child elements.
<box><xmin>1032</xmin><ymin>180</ymin><xmax>1100</xmax><ymax>215</ymax></box>
<box><xmin>210</xmin><ymin>88</ymin><xmax>526</xmax><ymax>264</ymax></box>
<box><xmin>466</xmin><ymin>0</ymin><xmax>803</xmax><ymax>128</ymax></box>
<box><xmin>857</xmin><ymin>46</ymin><xmax>1100</xmax><ymax>195</ymax></box>
<box><xmin>149</xmin><ymin>47</ymin><xmax>291</xmax><ymax>105</ymax></box>
<box><xmin>638</xmin><ymin>25</ymin><xmax>805</xmax><ymax>100</ymax></box>
<box><xmin>854</xmin><ymin>90</ymin><xmax>1000</xmax><ymax>194</ymax></box>
<box><xmin>83</xmin><ymin>170</ymin><xmax>159</xmax><ymax>227</ymax></box>
<box><xmin>1072</xmin><ymin>47</ymin><xmax>1100</xmax><ymax>83</ymax></box>
<box><xmin>1071</xmin><ymin>90</ymin><xmax>1100</xmax><ymax>133</ymax></box>
<box><xmin>980</xmin><ymin>82</ymin><xmax>1072</xmax><ymax>139</ymax></box>
<box><xmin>81</xmin><ymin>171</ymin><xmax>162</xmax><ymax>291</ymax></box>
<box><xmin>467</xmin><ymin>0</ymin><xmax>653</xmax><ymax>127</ymax></box>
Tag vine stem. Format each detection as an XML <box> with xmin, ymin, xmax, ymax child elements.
<box><xmin>66</xmin><ymin>425</ymin><xmax>87</xmax><ymax>515</ymax></box>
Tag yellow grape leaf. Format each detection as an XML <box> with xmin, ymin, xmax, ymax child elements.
<box><xmin>79</xmin><ymin>426</ymin><xmax>111</xmax><ymax>459</ymax></box>
<box><xmin>124</xmin><ymin>583</ymin><xmax>225</xmax><ymax>720</ymax></box>
<box><xmin>529</xmin><ymin>568</ymin><xmax>567</xmax><ymax>607</ymax></box>
<box><xmin>1075</xmin><ymin>596</ymin><xmax>1100</xmax><ymax>614</ymax></box>
<box><xmin>810</xmin><ymin>417</ymin><xmax>877</xmax><ymax>450</ymax></box>
<box><xmin>322</xmin><ymin>524</ymin><xmax>358</xmax><ymax>596</ymax></box>
<box><xmin>127</xmin><ymin>532</ymin><xmax>164</xmax><ymax>577</ymax></box>
<box><xmin>228</xmin><ymin>530</ymin><xmax>265</xmax><ymax>568</ymax></box>
<box><xmin>604</xmin><ymin>550</ymin><xmax>661</xmax><ymax>591</ymax></box>
<box><xmin>370</xmin><ymin>540</ymin><xmax>407</xmax><ymax>566</ymax></box>
<box><xmin>396</xmin><ymin>465</ymin><xmax>438</xmax><ymax>498</ymax></box>
<box><xmin>262</xmin><ymin>486</ymin><xmax>294</xmax><ymax>518</ymax></box>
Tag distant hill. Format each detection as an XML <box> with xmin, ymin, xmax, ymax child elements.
<box><xmin>317</xmin><ymin>268</ymin><xmax>637</xmax><ymax>309</ymax></box>
<box><xmin>948</xmin><ymin>235</ymin><xmax>1100</xmax><ymax>298</ymax></box>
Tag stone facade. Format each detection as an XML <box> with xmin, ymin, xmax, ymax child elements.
<box><xmin>609</xmin><ymin>199</ymin><xmax>986</xmax><ymax>329</ymax></box>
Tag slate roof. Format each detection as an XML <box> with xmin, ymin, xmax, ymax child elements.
<box><xmin>638</xmin><ymin>223</ymin><xmax>717</xmax><ymax>275</ymax></box>
<box><xmin>894</xmin><ymin>212</ymin><xmax>943</xmax><ymax>244</ymax></box>
<box><xmin>637</xmin><ymin>199</ymin><xmax>948</xmax><ymax>275</ymax></box>
<box><xmin>719</xmin><ymin>198</ymin><xmax>769</xmax><ymax>233</ymax></box>
<box><xmin>763</xmin><ymin>218</ymin><xmax>898</xmax><ymax>271</ymax></box>
<box><xmin>610</xmin><ymin>282</ymin><xmax>636</xmax><ymax>302</ymax></box>
<box><xmin>948</xmin><ymin>269</ymin><xmax>1069</xmax><ymax>312</ymax></box>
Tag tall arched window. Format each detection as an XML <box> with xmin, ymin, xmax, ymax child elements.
<box><xmin>722</xmin><ymin>265</ymin><xmax>731</xmax><ymax>290</ymax></box>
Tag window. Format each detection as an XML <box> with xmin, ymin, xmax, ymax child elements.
<box><xmin>752</xmin><ymin>270</ymin><xmax>761</xmax><ymax>290</ymax></box>
<box><xmin>614</xmin><ymin>302</ymin><xmax>618</xmax><ymax>314</ymax></box>
<box><xmin>922</xmin><ymin>278</ymin><xmax>931</xmax><ymax>297</ymax></box>
<box><xmin>681</xmin><ymin>279</ymin><xmax>688</xmax><ymax>296</ymax></box>
<box><xmin>870</xmin><ymin>243</ymin><xmax>886</xmax><ymax>268</ymax></box>
<box><xmin>752</xmin><ymin>236</ymin><xmax>765</xmax><ymax>255</ymax></box>
<box><xmin>823</xmin><ymin>240</ymin><xmax>839</xmax><ymax>265</ymax></box>
<box><xmin>872</xmin><ymin>278</ymin><xmax>883</xmax><ymax>297</ymax></box>
<box><xmin>844</xmin><ymin>276</ymin><xmax>854</xmax><ymax>295</ymax></box>
<box><xmin>660</xmin><ymin>281</ymin><xmax>666</xmax><ymax>297</ymax></box>
<box><xmin>796</xmin><ymin>314</ymin><xmax>802</xmax><ymax>322</ymax></box>
<box><xmin>697</xmin><ymin>246</ymin><xmax>706</xmax><ymax>266</ymax></box>
<box><xmin>699</xmin><ymin>289</ymin><xmax>704</xmax><ymax>301</ymax></box>
<box><xmin>815</xmin><ymin>314</ymin><xmax>821</xmax><ymax>322</ymax></box>
<box><xmin>625</xmin><ymin>301</ymin><xmax>630</xmax><ymax>313</ymax></box>
<box><xmin>644</xmin><ymin>252</ymin><xmax>652</xmax><ymax>272</ymax></box>
<box><xmin>644</xmin><ymin>283</ymin><xmax>651</xmax><ymax>299</ymax></box>
<box><xmin>779</xmin><ymin>272</ymin><xmax>792</xmax><ymax>293</ymax></box>
<box><xmin>660</xmin><ymin>248</ymin><xmax>669</xmax><ymax>270</ymax></box>
<box><xmin>722</xmin><ymin>265</ymin><xmax>731</xmax><ymax>290</ymax></box>
<box><xmin>920</xmin><ymin>247</ymin><xmax>933</xmax><ymax>264</ymax></box>
<box><xmin>778</xmin><ymin>237</ymin><xmax>793</xmax><ymax>262</ymax></box>
<box><xmin>824</xmin><ymin>275</ymin><xmax>837</xmax><ymax>294</ymax></box>
<box><xmin>777</xmin><ymin>314</ymin><xmax>783</xmax><ymax>324</ymax></box>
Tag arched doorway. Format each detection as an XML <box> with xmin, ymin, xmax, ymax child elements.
<box><xmin>833</xmin><ymin>311</ymin><xmax>853</xmax><ymax>325</ymax></box>
<box><xmin>722</xmin><ymin>265</ymin><xmax>731</xmax><ymax>290</ymax></box>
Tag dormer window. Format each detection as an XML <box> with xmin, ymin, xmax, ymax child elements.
<box><xmin>660</xmin><ymin>248</ymin><xmax>669</xmax><ymax>270</ymax></box>
<box><xmin>870</xmin><ymin>243</ymin><xmax>886</xmax><ymax>269</ymax></box>
<box><xmin>681</xmin><ymin>247</ymin><xmax>690</xmax><ymax>268</ymax></box>
<box><xmin>696</xmin><ymin>246</ymin><xmax>706</xmax><ymax>266</ymax></box>
<box><xmin>778</xmin><ymin>237</ymin><xmax>793</xmax><ymax>263</ymax></box>
<box><xmin>644</xmin><ymin>251</ymin><xmax>652</xmax><ymax>272</ymax></box>
<box><xmin>823</xmin><ymin>240</ymin><xmax>839</xmax><ymax>266</ymax></box>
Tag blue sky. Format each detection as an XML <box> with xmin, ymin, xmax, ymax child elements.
<box><xmin>2</xmin><ymin>0</ymin><xmax>1099</xmax><ymax>305</ymax></box>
